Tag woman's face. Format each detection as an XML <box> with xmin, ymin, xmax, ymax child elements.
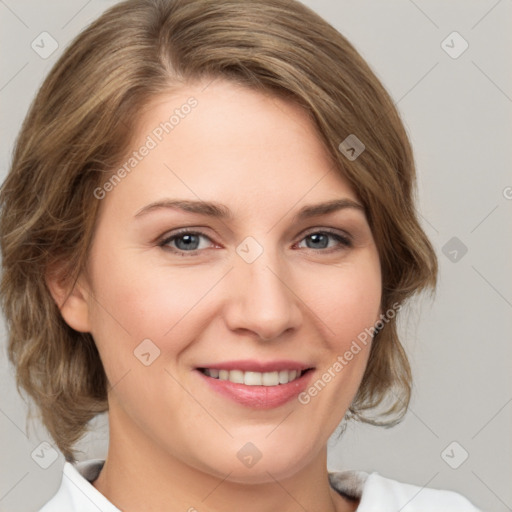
<box><xmin>76</xmin><ymin>79</ymin><xmax>382</xmax><ymax>482</ymax></box>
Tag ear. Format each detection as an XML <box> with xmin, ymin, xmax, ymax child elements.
<box><xmin>45</xmin><ymin>264</ymin><xmax>91</xmax><ymax>333</ymax></box>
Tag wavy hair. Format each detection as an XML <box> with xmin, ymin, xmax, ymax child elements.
<box><xmin>0</xmin><ymin>0</ymin><xmax>437</xmax><ymax>461</ymax></box>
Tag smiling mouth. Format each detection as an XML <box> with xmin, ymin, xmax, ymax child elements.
<box><xmin>198</xmin><ymin>368</ymin><xmax>313</xmax><ymax>386</ymax></box>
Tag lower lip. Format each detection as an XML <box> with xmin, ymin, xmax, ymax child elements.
<box><xmin>196</xmin><ymin>369</ymin><xmax>314</xmax><ymax>409</ymax></box>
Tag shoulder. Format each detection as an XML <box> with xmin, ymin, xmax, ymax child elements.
<box><xmin>360</xmin><ymin>472</ymin><xmax>482</xmax><ymax>511</ymax></box>
<box><xmin>38</xmin><ymin>460</ymin><xmax>120</xmax><ymax>512</ymax></box>
<box><xmin>329</xmin><ymin>470</ymin><xmax>482</xmax><ymax>511</ymax></box>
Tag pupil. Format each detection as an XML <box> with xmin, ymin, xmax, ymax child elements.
<box><xmin>177</xmin><ymin>234</ymin><xmax>199</xmax><ymax>250</ymax></box>
<box><xmin>308</xmin><ymin>233</ymin><xmax>327</xmax><ymax>249</ymax></box>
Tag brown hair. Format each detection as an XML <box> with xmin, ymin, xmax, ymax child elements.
<box><xmin>0</xmin><ymin>0</ymin><xmax>437</xmax><ymax>462</ymax></box>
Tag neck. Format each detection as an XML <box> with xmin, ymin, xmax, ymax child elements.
<box><xmin>93</xmin><ymin>409</ymin><xmax>358</xmax><ymax>512</ymax></box>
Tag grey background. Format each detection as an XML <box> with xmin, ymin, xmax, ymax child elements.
<box><xmin>1</xmin><ymin>1</ymin><xmax>511</xmax><ymax>511</ymax></box>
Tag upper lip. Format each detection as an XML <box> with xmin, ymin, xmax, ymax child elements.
<box><xmin>196</xmin><ymin>360</ymin><xmax>314</xmax><ymax>373</ymax></box>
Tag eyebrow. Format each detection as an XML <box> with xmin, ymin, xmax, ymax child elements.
<box><xmin>134</xmin><ymin>198</ymin><xmax>365</xmax><ymax>222</ymax></box>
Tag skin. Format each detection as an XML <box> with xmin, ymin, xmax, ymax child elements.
<box><xmin>49</xmin><ymin>79</ymin><xmax>382</xmax><ymax>512</ymax></box>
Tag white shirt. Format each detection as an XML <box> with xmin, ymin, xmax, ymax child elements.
<box><xmin>39</xmin><ymin>459</ymin><xmax>482</xmax><ymax>511</ymax></box>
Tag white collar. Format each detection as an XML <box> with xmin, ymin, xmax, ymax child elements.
<box><xmin>40</xmin><ymin>460</ymin><xmax>120</xmax><ymax>512</ymax></box>
<box><xmin>39</xmin><ymin>459</ymin><xmax>480</xmax><ymax>511</ymax></box>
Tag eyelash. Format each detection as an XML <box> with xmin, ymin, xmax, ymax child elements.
<box><xmin>158</xmin><ymin>228</ymin><xmax>353</xmax><ymax>257</ymax></box>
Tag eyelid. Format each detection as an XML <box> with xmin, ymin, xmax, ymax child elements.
<box><xmin>298</xmin><ymin>226</ymin><xmax>352</xmax><ymax>243</ymax></box>
<box><xmin>158</xmin><ymin>226</ymin><xmax>353</xmax><ymax>255</ymax></box>
<box><xmin>294</xmin><ymin>228</ymin><xmax>353</xmax><ymax>252</ymax></box>
<box><xmin>158</xmin><ymin>228</ymin><xmax>216</xmax><ymax>249</ymax></box>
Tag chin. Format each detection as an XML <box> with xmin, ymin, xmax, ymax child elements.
<box><xmin>212</xmin><ymin>459</ymin><xmax>308</xmax><ymax>485</ymax></box>
<box><xmin>191</xmin><ymin>438</ymin><xmax>316</xmax><ymax>485</ymax></box>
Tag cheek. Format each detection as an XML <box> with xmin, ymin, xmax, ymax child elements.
<box><xmin>86</xmin><ymin>233</ymin><xmax>381</xmax><ymax>382</ymax></box>
<box><xmin>304</xmin><ymin>256</ymin><xmax>381</xmax><ymax>404</ymax></box>
<box><xmin>102</xmin><ymin>261</ymin><xmax>380</xmax><ymax>347</ymax></box>
<box><xmin>86</xmin><ymin>250</ymin><xmax>227</xmax><ymax>359</ymax></box>
<box><xmin>312</xmin><ymin>259</ymin><xmax>381</xmax><ymax>344</ymax></box>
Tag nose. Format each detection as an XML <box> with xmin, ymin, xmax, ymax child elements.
<box><xmin>223</xmin><ymin>249</ymin><xmax>303</xmax><ymax>341</ymax></box>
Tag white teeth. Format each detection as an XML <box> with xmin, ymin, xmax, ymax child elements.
<box><xmin>229</xmin><ymin>369</ymin><xmax>244</xmax><ymax>384</ymax></box>
<box><xmin>202</xmin><ymin>368</ymin><xmax>304</xmax><ymax>386</ymax></box>
<box><xmin>262</xmin><ymin>371</ymin><xmax>279</xmax><ymax>386</ymax></box>
<box><xmin>244</xmin><ymin>371</ymin><xmax>262</xmax><ymax>386</ymax></box>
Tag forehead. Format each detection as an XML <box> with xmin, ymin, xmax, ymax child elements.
<box><xmin>99</xmin><ymin>79</ymin><xmax>360</xmax><ymax>217</ymax></box>
<box><xmin>137</xmin><ymin>80</ymin><xmax>332</xmax><ymax>158</ymax></box>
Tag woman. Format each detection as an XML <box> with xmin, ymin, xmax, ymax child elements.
<box><xmin>0</xmin><ymin>0</ymin><xmax>481</xmax><ymax>510</ymax></box>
